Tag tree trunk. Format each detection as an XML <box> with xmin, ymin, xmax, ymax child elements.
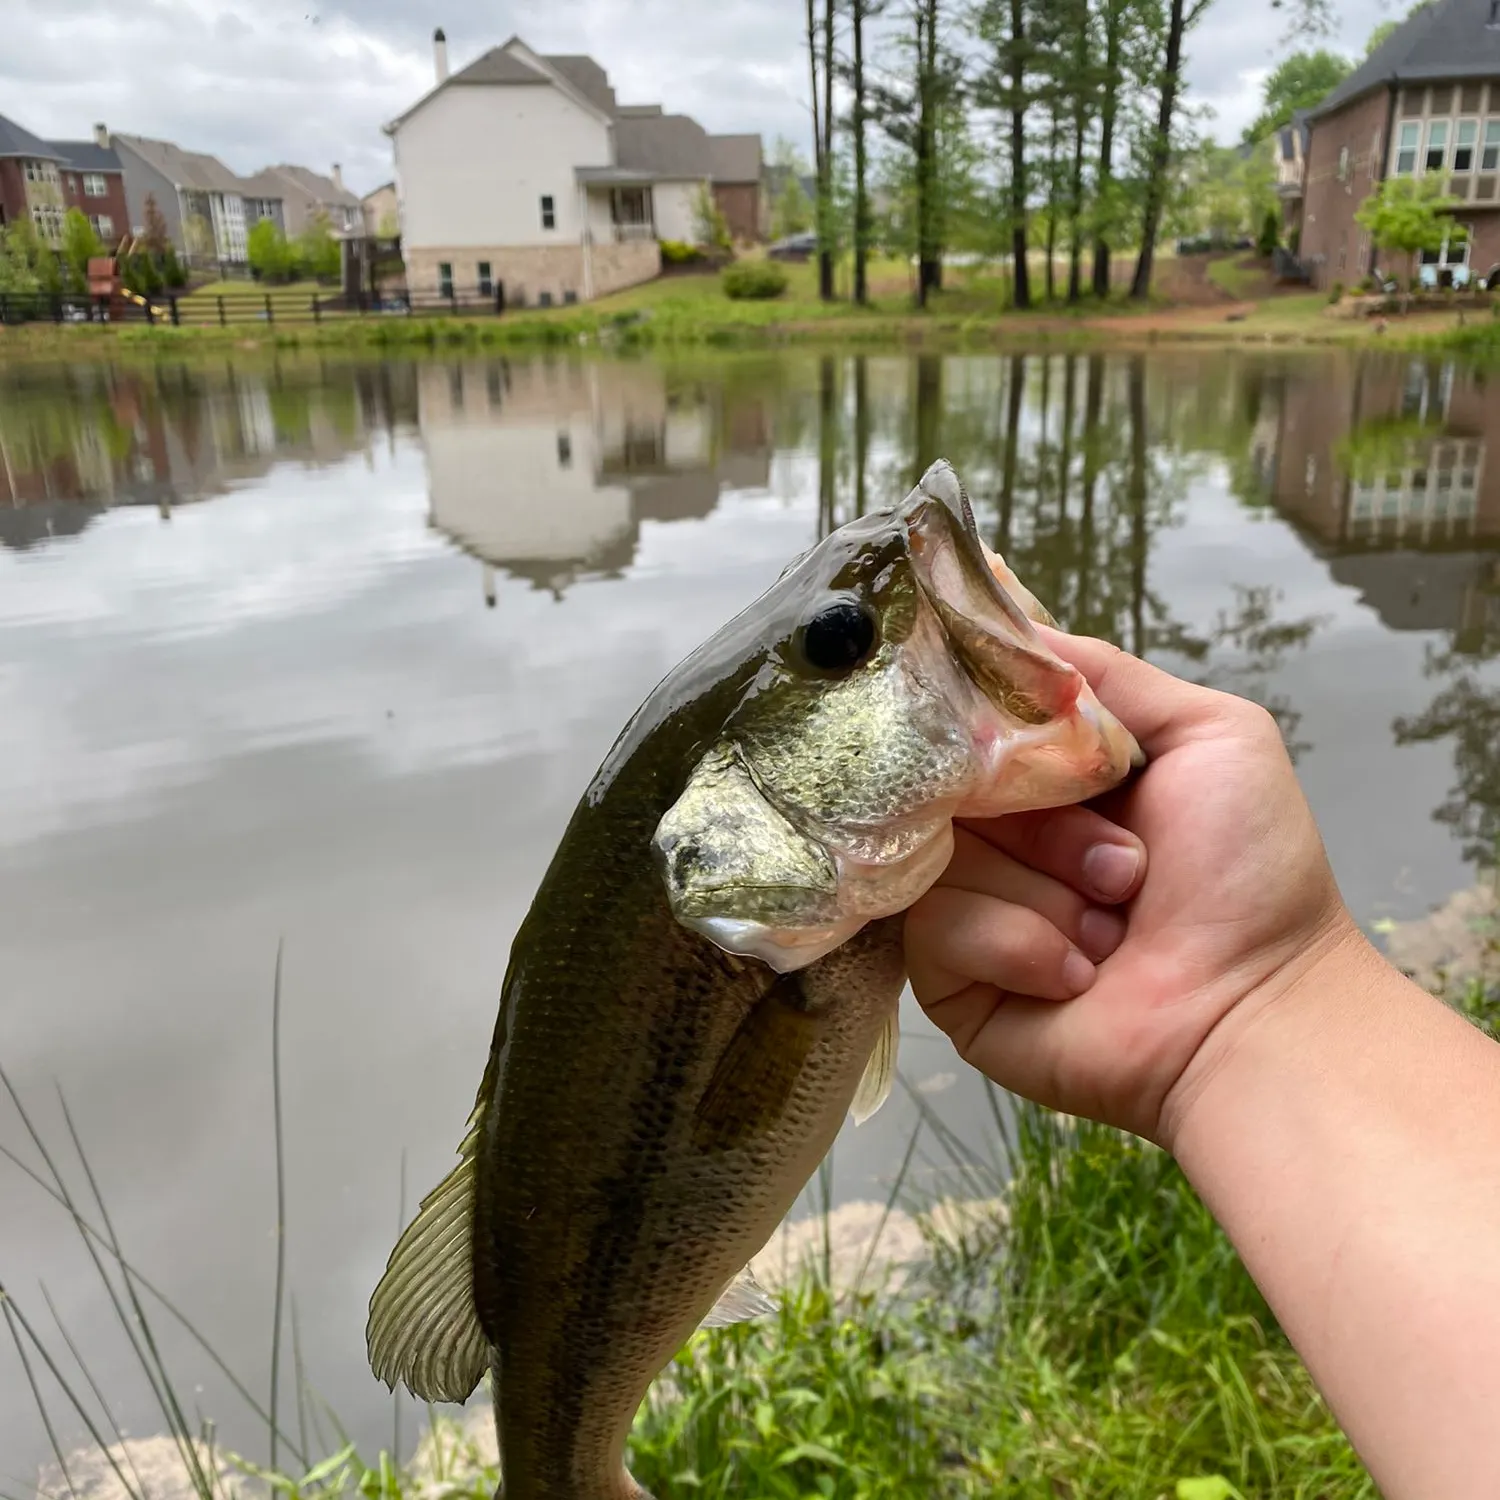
<box><xmin>914</xmin><ymin>0</ymin><xmax>942</xmax><ymax>306</ymax></box>
<box><xmin>1130</xmin><ymin>0</ymin><xmax>1187</xmax><ymax>301</ymax></box>
<box><xmin>1092</xmin><ymin>0</ymin><xmax>1123</xmax><ymax>298</ymax></box>
<box><xmin>1008</xmin><ymin>0</ymin><xmax>1030</xmax><ymax>309</ymax></box>
<box><xmin>807</xmin><ymin>0</ymin><xmax>832</xmax><ymax>302</ymax></box>
<box><xmin>853</xmin><ymin>0</ymin><xmax>869</xmax><ymax>305</ymax></box>
<box><xmin>1067</xmin><ymin>20</ymin><xmax>1088</xmax><ymax>303</ymax></box>
<box><xmin>1045</xmin><ymin>108</ymin><xmax>1059</xmax><ymax>303</ymax></box>
<box><xmin>923</xmin><ymin>0</ymin><xmax>943</xmax><ymax>295</ymax></box>
<box><xmin>1077</xmin><ymin>353</ymin><xmax>1103</xmax><ymax>628</ymax></box>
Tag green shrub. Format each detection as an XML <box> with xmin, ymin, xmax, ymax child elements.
<box><xmin>659</xmin><ymin>239</ymin><xmax>699</xmax><ymax>265</ymax></box>
<box><xmin>1255</xmin><ymin>208</ymin><xmax>1279</xmax><ymax>258</ymax></box>
<box><xmin>1327</xmin><ymin>279</ymin><xmax>1345</xmax><ymax>305</ymax></box>
<box><xmin>721</xmin><ymin>260</ymin><xmax>789</xmax><ymax>300</ymax></box>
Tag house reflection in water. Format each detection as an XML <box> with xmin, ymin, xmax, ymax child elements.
<box><xmin>1260</xmin><ymin>355</ymin><xmax>1500</xmax><ymax>649</ymax></box>
<box><xmin>0</xmin><ymin>363</ymin><xmax>376</xmax><ymax>551</ymax></box>
<box><xmin>416</xmin><ymin>359</ymin><xmax>772</xmax><ymax>604</ymax></box>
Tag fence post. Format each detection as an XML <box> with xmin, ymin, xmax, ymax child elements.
<box><xmin>312</xmin><ymin>294</ymin><xmax>321</xmax><ymax>325</ymax></box>
<box><xmin>218</xmin><ymin>295</ymin><xmax>226</xmax><ymax>327</ymax></box>
<box><xmin>449</xmin><ymin>291</ymin><xmax>458</xmax><ymax>317</ymax></box>
<box><xmin>1</xmin><ymin>295</ymin><xmax>8</xmax><ymax>325</ymax></box>
<box><xmin>495</xmin><ymin>284</ymin><xmax>505</xmax><ymax>315</ymax></box>
<box><xmin>169</xmin><ymin>296</ymin><xmax>180</xmax><ymax>327</ymax></box>
<box><xmin>146</xmin><ymin>297</ymin><xmax>155</xmax><ymax>326</ymax></box>
<box><xmin>52</xmin><ymin>293</ymin><xmax>63</xmax><ymax>323</ymax></box>
<box><xmin>264</xmin><ymin>293</ymin><xmax>274</xmax><ymax>325</ymax></box>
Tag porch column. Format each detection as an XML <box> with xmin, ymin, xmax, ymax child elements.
<box><xmin>579</xmin><ymin>183</ymin><xmax>595</xmax><ymax>302</ymax></box>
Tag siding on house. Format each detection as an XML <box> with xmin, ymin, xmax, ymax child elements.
<box><xmin>1300</xmin><ymin>88</ymin><xmax>1392</xmax><ymax>286</ymax></box>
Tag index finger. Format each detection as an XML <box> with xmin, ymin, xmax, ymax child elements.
<box><xmin>1036</xmin><ymin>625</ymin><xmax>1243</xmax><ymax>759</ymax></box>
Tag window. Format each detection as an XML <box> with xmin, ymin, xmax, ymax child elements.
<box><xmin>1337</xmin><ymin>145</ymin><xmax>1350</xmax><ymax>182</ymax></box>
<box><xmin>1455</xmin><ymin>120</ymin><xmax>1478</xmax><ymax>172</ymax></box>
<box><xmin>83</xmin><ymin>172</ymin><xmax>108</xmax><ymax>197</ymax></box>
<box><xmin>1483</xmin><ymin>121</ymin><xmax>1500</xmax><ymax>170</ymax></box>
<box><xmin>538</xmin><ymin>289</ymin><xmax>553</xmax><ymax>307</ymax></box>
<box><xmin>1396</xmin><ymin>121</ymin><xmax>1420</xmax><ymax>173</ymax></box>
<box><xmin>540</xmin><ymin>194</ymin><xmax>555</xmax><ymax>230</ymax></box>
<box><xmin>563</xmin><ymin>289</ymin><xmax>577</xmax><ymax>304</ymax></box>
<box><xmin>90</xmin><ymin>214</ymin><xmax>114</xmax><ymax>240</ymax></box>
<box><xmin>556</xmin><ymin>431</ymin><xmax>572</xmax><ymax>467</ymax></box>
<box><xmin>1425</xmin><ymin>120</ymin><xmax>1449</xmax><ymax>172</ymax></box>
<box><xmin>438</xmin><ymin>261</ymin><xmax>453</xmax><ymax>297</ymax></box>
<box><xmin>477</xmin><ymin>260</ymin><xmax>493</xmax><ymax>296</ymax></box>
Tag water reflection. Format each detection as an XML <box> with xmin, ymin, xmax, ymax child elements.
<box><xmin>415</xmin><ymin>359</ymin><xmax>772</xmax><ymax>601</ymax></box>
<box><xmin>7</xmin><ymin>346</ymin><xmax>1500</xmax><ymax>1481</ymax></box>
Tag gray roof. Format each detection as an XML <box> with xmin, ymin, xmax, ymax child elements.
<box><xmin>544</xmin><ymin>55</ymin><xmax>617</xmax><ymax>115</ymax></box>
<box><xmin>616</xmin><ymin>112</ymin><xmax>714</xmax><ymax>180</ymax></box>
<box><xmin>49</xmin><ymin>139</ymin><xmax>123</xmax><ymax>172</ymax></box>
<box><xmin>262</xmin><ymin>163</ymin><xmax>360</xmax><ymax>208</ymax></box>
<box><xmin>450</xmin><ymin>47</ymin><xmax>550</xmax><ymax>86</ymax></box>
<box><xmin>237</xmin><ymin>170</ymin><xmax>287</xmax><ymax>200</ymax></box>
<box><xmin>1308</xmin><ymin>0</ymin><xmax>1500</xmax><ymax>118</ymax></box>
<box><xmin>0</xmin><ymin>111</ymin><xmax>67</xmax><ymax>163</ymax></box>
<box><xmin>113</xmin><ymin>134</ymin><xmax>246</xmax><ymax>193</ymax></box>
<box><xmin>708</xmin><ymin>133</ymin><xmax>761</xmax><ymax>183</ymax></box>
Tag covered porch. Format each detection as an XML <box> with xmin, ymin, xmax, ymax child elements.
<box><xmin>576</xmin><ymin>166</ymin><xmax>660</xmax><ymax>245</ymax></box>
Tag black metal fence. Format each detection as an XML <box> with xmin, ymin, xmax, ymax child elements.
<box><xmin>0</xmin><ymin>286</ymin><xmax>529</xmax><ymax>329</ymax></box>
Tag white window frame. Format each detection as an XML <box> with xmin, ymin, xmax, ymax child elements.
<box><xmin>1454</xmin><ymin>119</ymin><xmax>1479</xmax><ymax>172</ymax></box>
<box><xmin>82</xmin><ymin>172</ymin><xmax>108</xmax><ymax>197</ymax></box>
<box><xmin>1425</xmin><ymin>120</ymin><xmax>1450</xmax><ymax>172</ymax></box>
<box><xmin>1396</xmin><ymin>121</ymin><xmax>1421</xmax><ymax>173</ymax></box>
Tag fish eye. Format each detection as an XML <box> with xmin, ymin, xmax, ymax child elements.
<box><xmin>798</xmin><ymin>599</ymin><xmax>878</xmax><ymax>673</ymax></box>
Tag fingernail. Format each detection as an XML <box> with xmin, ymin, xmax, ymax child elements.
<box><xmin>1079</xmin><ymin>907</ymin><xmax>1126</xmax><ymax>962</ymax></box>
<box><xmin>1062</xmin><ymin>949</ymin><xmax>1096</xmax><ymax>997</ymax></box>
<box><xmin>1082</xmin><ymin>842</ymin><xmax>1141</xmax><ymax>901</ymax></box>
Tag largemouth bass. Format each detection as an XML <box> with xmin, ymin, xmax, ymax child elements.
<box><xmin>367</xmin><ymin>459</ymin><xmax>1142</xmax><ymax>1500</ymax></box>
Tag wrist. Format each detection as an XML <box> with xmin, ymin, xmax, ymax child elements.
<box><xmin>1157</xmin><ymin>914</ymin><xmax>1405</xmax><ymax>1160</ymax></box>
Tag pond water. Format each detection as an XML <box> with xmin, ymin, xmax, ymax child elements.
<box><xmin>3</xmin><ymin>346</ymin><xmax>1499</xmax><ymax>1481</ymax></box>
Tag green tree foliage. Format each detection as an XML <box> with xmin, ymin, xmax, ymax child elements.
<box><xmin>294</xmin><ymin>212</ymin><xmax>342</xmax><ymax>282</ymax></box>
<box><xmin>0</xmin><ymin>221</ymin><xmax>48</xmax><ymax>295</ymax></box>
<box><xmin>1169</xmin><ymin>139</ymin><xmax>1278</xmax><ymax>245</ymax></box>
<box><xmin>768</xmin><ymin>138</ymin><xmax>815</xmax><ymax>239</ymax></box>
<box><xmin>60</xmin><ymin>209</ymin><xmax>103</xmax><ymax>295</ymax></box>
<box><xmin>1242</xmin><ymin>50</ymin><xmax>1352</xmax><ymax>143</ymax></box>
<box><xmin>692</xmin><ymin>185</ymin><xmax>732</xmax><ymax>252</ymax></box>
<box><xmin>1355</xmin><ymin>176</ymin><xmax>1465</xmax><ymax>305</ymax></box>
<box><xmin>160</xmin><ymin>243</ymin><xmax>187</xmax><ymax>289</ymax></box>
<box><xmin>248</xmin><ymin>217</ymin><xmax>296</xmax><ymax>282</ymax></box>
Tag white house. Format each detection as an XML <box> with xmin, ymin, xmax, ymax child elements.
<box><xmin>385</xmin><ymin>32</ymin><xmax>757</xmax><ymax>306</ymax></box>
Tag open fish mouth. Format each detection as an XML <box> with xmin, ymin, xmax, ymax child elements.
<box><xmin>902</xmin><ymin>492</ymin><xmax>1085</xmax><ymax>728</ymax></box>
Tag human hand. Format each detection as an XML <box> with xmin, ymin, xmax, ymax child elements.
<box><xmin>905</xmin><ymin>629</ymin><xmax>1361</xmax><ymax>1149</ymax></box>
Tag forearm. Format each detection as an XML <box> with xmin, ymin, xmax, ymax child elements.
<box><xmin>1169</xmin><ymin>932</ymin><xmax>1500</xmax><ymax>1500</ymax></box>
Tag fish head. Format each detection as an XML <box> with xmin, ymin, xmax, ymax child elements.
<box><xmin>652</xmin><ymin>460</ymin><xmax>1143</xmax><ymax>973</ymax></box>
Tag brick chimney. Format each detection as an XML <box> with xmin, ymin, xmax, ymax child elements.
<box><xmin>434</xmin><ymin>27</ymin><xmax>449</xmax><ymax>84</ymax></box>
<box><xmin>93</xmin><ymin>122</ymin><xmax>109</xmax><ymax>148</ymax></box>
<box><xmin>332</xmin><ymin>163</ymin><xmax>343</xmax><ymax>190</ymax></box>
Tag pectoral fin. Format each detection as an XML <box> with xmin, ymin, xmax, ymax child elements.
<box><xmin>850</xmin><ymin>1007</ymin><xmax>899</xmax><ymax>1125</ymax></box>
<box><xmin>366</xmin><ymin>1059</ymin><xmax>493</xmax><ymax>1404</ymax></box>
<box><xmin>700</xmin><ymin>1262</ymin><xmax>777</xmax><ymax>1329</ymax></box>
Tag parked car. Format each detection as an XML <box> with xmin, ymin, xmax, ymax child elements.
<box><xmin>767</xmin><ymin>231</ymin><xmax>817</xmax><ymax>262</ymax></box>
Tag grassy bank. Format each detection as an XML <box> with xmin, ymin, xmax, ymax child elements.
<box><xmin>11</xmin><ymin>976</ymin><xmax>1497</xmax><ymax>1499</ymax></box>
<box><xmin>2</xmin><ymin>255</ymin><xmax>1488</xmax><ymax>363</ymax></box>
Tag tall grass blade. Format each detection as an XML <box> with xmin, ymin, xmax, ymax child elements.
<box><xmin>269</xmin><ymin>940</ymin><xmax>288</xmax><ymax>1473</ymax></box>
<box><xmin>851</xmin><ymin>1118</ymin><xmax>922</xmax><ymax>1298</ymax></box>
<box><xmin>291</xmin><ymin>1295</ymin><xmax>311</xmax><ymax>1469</ymax></box>
<box><xmin>3</xmin><ymin>1291</ymin><xmax>77</xmax><ymax>1499</ymax></box>
<box><xmin>0</xmin><ymin>1137</ymin><xmax>306</xmax><ymax>1465</ymax></box>
<box><xmin>52</xmin><ymin>1087</ymin><xmax>217</xmax><ymax>1497</ymax></box>
<box><xmin>40</xmin><ymin>1282</ymin><xmax>151</xmax><ymax>1500</ymax></box>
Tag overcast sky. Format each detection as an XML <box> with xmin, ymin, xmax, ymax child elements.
<box><xmin>5</xmin><ymin>0</ymin><xmax>1413</xmax><ymax>197</ymax></box>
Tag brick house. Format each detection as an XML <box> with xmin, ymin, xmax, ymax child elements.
<box><xmin>49</xmin><ymin>127</ymin><xmax>131</xmax><ymax>248</ymax></box>
<box><xmin>0</xmin><ymin>111</ymin><xmax>69</xmax><ymax>245</ymax></box>
<box><xmin>708</xmin><ymin>134</ymin><xmax>765</xmax><ymax>242</ymax></box>
<box><xmin>1301</xmin><ymin>0</ymin><xmax>1500</xmax><ymax>289</ymax></box>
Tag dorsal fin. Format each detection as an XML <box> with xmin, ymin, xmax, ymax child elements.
<box><xmin>366</xmin><ymin>1053</ymin><xmax>495</xmax><ymax>1404</ymax></box>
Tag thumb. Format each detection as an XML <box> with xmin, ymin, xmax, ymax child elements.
<box><xmin>1036</xmin><ymin>627</ymin><xmax>1238</xmax><ymax>759</ymax></box>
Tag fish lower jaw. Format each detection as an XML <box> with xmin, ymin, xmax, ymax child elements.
<box><xmin>684</xmin><ymin>913</ymin><xmax>860</xmax><ymax>972</ymax></box>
